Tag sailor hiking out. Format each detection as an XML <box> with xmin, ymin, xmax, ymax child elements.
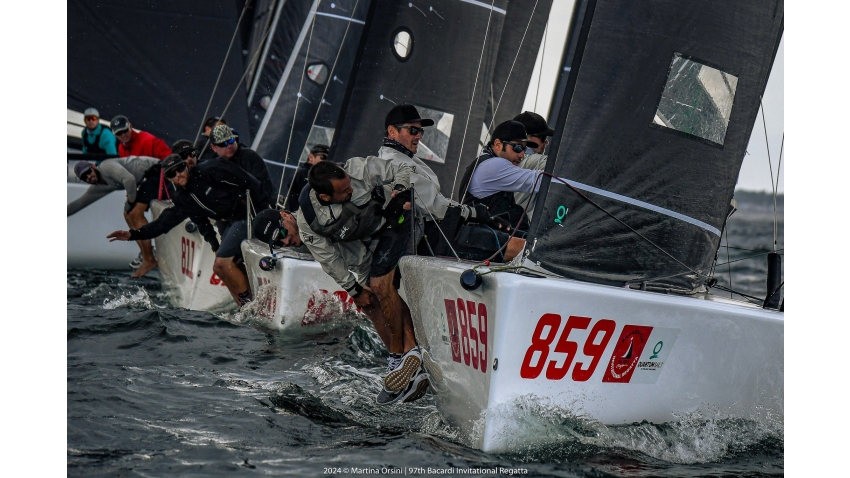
<box><xmin>108</xmin><ymin>155</ymin><xmax>273</xmax><ymax>307</ymax></box>
<box><xmin>253</xmin><ymin>156</ymin><xmax>428</xmax><ymax>405</ymax></box>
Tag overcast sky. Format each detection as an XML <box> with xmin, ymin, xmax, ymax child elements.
<box><xmin>523</xmin><ymin>0</ymin><xmax>784</xmax><ymax>194</ymax></box>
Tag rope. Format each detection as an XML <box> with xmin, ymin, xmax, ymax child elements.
<box><xmin>450</xmin><ymin>0</ymin><xmax>497</xmax><ymax>200</ymax></box>
<box><xmin>533</xmin><ymin>19</ymin><xmax>549</xmax><ymax>112</ymax></box>
<box><xmin>275</xmin><ymin>9</ymin><xmax>319</xmax><ymax>207</ymax></box>
<box><xmin>194</xmin><ymin>0</ymin><xmax>253</xmax><ymax>145</ymax></box>
<box><xmin>281</xmin><ymin>0</ymin><xmax>363</xmax><ymax>208</ymax></box>
<box><xmin>759</xmin><ymin>96</ymin><xmax>778</xmax><ymax>251</ymax></box>
<box><xmin>486</xmin><ymin>0</ymin><xmax>541</xmax><ymax>135</ymax></box>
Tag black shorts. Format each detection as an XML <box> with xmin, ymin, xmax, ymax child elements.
<box><xmin>129</xmin><ymin>173</ymin><xmax>176</xmax><ymax>209</ymax></box>
<box><xmin>369</xmin><ymin>213</ymin><xmax>414</xmax><ymax>279</ymax></box>
<box><xmin>216</xmin><ymin>220</ymin><xmax>248</xmax><ymax>260</ymax></box>
<box><xmin>453</xmin><ymin>223</ymin><xmax>511</xmax><ymax>262</ymax></box>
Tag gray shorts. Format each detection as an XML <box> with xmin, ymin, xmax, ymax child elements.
<box><xmin>216</xmin><ymin>220</ymin><xmax>247</xmax><ymax>259</ymax></box>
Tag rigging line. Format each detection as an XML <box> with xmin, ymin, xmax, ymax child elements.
<box><xmin>710</xmin><ymin>284</ymin><xmax>764</xmax><ymax>305</ymax></box>
<box><xmin>725</xmin><ymin>224</ymin><xmax>732</xmax><ymax>299</ymax></box>
<box><xmin>275</xmin><ymin>10</ymin><xmax>319</xmax><ymax>207</ymax></box>
<box><xmin>486</xmin><ymin>0</ymin><xmax>541</xmax><ymax>135</ymax></box>
<box><xmin>411</xmin><ymin>188</ymin><xmax>461</xmax><ymax>261</ymax></box>
<box><xmin>775</xmin><ymin>132</ymin><xmax>784</xmax><ymax>245</ymax></box>
<box><xmin>450</xmin><ymin>0</ymin><xmax>497</xmax><ymax>201</ymax></box>
<box><xmin>714</xmin><ymin>249</ymin><xmax>784</xmax><ymax>268</ymax></box>
<box><xmin>533</xmin><ymin>19</ymin><xmax>549</xmax><ymax>112</ymax></box>
<box><xmin>759</xmin><ymin>96</ymin><xmax>777</xmax><ymax>251</ymax></box>
<box><xmin>247</xmin><ymin>0</ymin><xmax>288</xmax><ymax>105</ymax></box>
<box><xmin>194</xmin><ymin>0</ymin><xmax>253</xmax><ymax>145</ymax></box>
<box><xmin>544</xmin><ymin>172</ymin><xmax>703</xmax><ymax>278</ymax></box>
<box><xmin>198</xmin><ymin>14</ymin><xmax>279</xmax><ymax>161</ymax></box>
<box><xmin>282</xmin><ymin>0</ymin><xmax>362</xmax><ymax>207</ymax></box>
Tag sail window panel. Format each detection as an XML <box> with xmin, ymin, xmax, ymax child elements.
<box><xmin>392</xmin><ymin>28</ymin><xmax>414</xmax><ymax>61</ymax></box>
<box><xmin>306</xmin><ymin>62</ymin><xmax>330</xmax><ymax>85</ymax></box>
<box><xmin>411</xmin><ymin>105</ymin><xmax>453</xmax><ymax>164</ymax></box>
<box><xmin>652</xmin><ymin>53</ymin><xmax>738</xmax><ymax>146</ymax></box>
<box><xmin>299</xmin><ymin>125</ymin><xmax>335</xmax><ymax>163</ymax></box>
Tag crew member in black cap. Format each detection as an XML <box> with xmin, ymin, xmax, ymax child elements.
<box><xmin>454</xmin><ymin>120</ymin><xmax>540</xmax><ymax>260</ymax></box>
<box><xmin>107</xmin><ymin>154</ymin><xmax>271</xmax><ymax>307</ymax></box>
<box><xmin>285</xmin><ymin>144</ymin><xmax>329</xmax><ymax>212</ymax></box>
<box><xmin>171</xmin><ymin>139</ymin><xmax>201</xmax><ymax>168</ymax></box>
<box><xmin>512</xmin><ymin>111</ymin><xmax>555</xmax><ymax>221</ymax></box>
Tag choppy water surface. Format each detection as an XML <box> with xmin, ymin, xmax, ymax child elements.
<box><xmin>67</xmin><ymin>193</ymin><xmax>783</xmax><ymax>477</ymax></box>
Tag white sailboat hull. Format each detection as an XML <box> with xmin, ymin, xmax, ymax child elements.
<box><xmin>150</xmin><ymin>201</ymin><xmax>235</xmax><ymax>312</ymax></box>
<box><xmin>399</xmin><ymin>256</ymin><xmax>784</xmax><ymax>453</ymax></box>
<box><xmin>67</xmin><ymin>182</ymin><xmax>139</xmax><ymax>269</ymax></box>
<box><xmin>241</xmin><ymin>239</ymin><xmax>363</xmax><ymax>333</ymax></box>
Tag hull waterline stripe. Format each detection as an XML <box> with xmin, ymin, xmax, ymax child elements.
<box><xmin>459</xmin><ymin>0</ymin><xmax>507</xmax><ymax>15</ymax></box>
<box><xmin>552</xmin><ymin>177</ymin><xmax>722</xmax><ymax>236</ymax></box>
<box><xmin>315</xmin><ymin>12</ymin><xmax>366</xmax><ymax>25</ymax></box>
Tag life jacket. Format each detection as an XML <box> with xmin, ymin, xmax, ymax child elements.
<box><xmin>81</xmin><ymin>125</ymin><xmax>112</xmax><ymax>154</ymax></box>
<box><xmin>298</xmin><ymin>183</ymin><xmax>385</xmax><ymax>242</ymax></box>
<box><xmin>457</xmin><ymin>151</ymin><xmax>529</xmax><ymax>230</ymax></box>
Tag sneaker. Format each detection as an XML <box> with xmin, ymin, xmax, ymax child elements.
<box><xmin>375</xmin><ymin>369</ymin><xmax>430</xmax><ymax>406</ymax></box>
<box><xmin>129</xmin><ymin>253</ymin><xmax>143</xmax><ymax>269</ymax></box>
<box><xmin>384</xmin><ymin>347</ymin><xmax>421</xmax><ymax>392</ymax></box>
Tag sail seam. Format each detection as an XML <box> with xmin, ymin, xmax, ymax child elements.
<box><xmin>551</xmin><ymin>177</ymin><xmax>721</xmax><ymax>236</ymax></box>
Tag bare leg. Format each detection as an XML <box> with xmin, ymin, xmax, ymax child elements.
<box><xmin>124</xmin><ymin>203</ymin><xmax>157</xmax><ymax>277</ymax></box>
<box><xmin>370</xmin><ymin>270</ymin><xmax>416</xmax><ymax>354</ymax></box>
<box><xmin>355</xmin><ymin>289</ymin><xmax>393</xmax><ymax>347</ymax></box>
<box><xmin>213</xmin><ymin>257</ymin><xmax>250</xmax><ymax>307</ymax></box>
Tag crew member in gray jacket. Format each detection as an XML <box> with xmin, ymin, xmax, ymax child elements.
<box><xmin>68</xmin><ymin>156</ymin><xmax>167</xmax><ymax>277</ymax></box>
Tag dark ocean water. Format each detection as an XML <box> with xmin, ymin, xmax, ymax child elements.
<box><xmin>67</xmin><ymin>193</ymin><xmax>784</xmax><ymax>477</ymax></box>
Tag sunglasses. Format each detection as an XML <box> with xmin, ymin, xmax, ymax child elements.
<box><xmin>115</xmin><ymin>129</ymin><xmax>130</xmax><ymax>136</ymax></box>
<box><xmin>314</xmin><ymin>154</ymin><xmax>328</xmax><ymax>160</ymax></box>
<box><xmin>215</xmin><ymin>138</ymin><xmax>236</xmax><ymax>147</ymax></box>
<box><xmin>179</xmin><ymin>150</ymin><xmax>199</xmax><ymax>159</ymax></box>
<box><xmin>398</xmin><ymin>125</ymin><xmax>425</xmax><ymax>136</ymax></box>
<box><xmin>84</xmin><ymin>116</ymin><xmax>98</xmax><ymax>122</ymax></box>
<box><xmin>503</xmin><ymin>142</ymin><xmax>526</xmax><ymax>153</ymax></box>
<box><xmin>164</xmin><ymin>162</ymin><xmax>188</xmax><ymax>178</ymax></box>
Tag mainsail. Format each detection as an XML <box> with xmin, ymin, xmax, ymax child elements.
<box><xmin>249</xmin><ymin>0</ymin><xmax>372</xmax><ymax>194</ymax></box>
<box><xmin>528</xmin><ymin>0</ymin><xmax>783</xmax><ymax>294</ymax></box>
<box><xmin>330</xmin><ymin>0</ymin><xmax>510</xmax><ymax>198</ymax></box>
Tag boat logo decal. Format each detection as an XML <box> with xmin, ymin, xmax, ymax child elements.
<box><xmin>603</xmin><ymin>326</ymin><xmax>653</xmax><ymax>383</ymax></box>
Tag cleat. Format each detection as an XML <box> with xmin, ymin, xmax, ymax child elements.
<box><xmin>384</xmin><ymin>347</ymin><xmax>421</xmax><ymax>392</ymax></box>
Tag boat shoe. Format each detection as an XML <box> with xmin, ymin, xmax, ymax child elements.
<box><xmin>376</xmin><ymin>369</ymin><xmax>430</xmax><ymax>406</ymax></box>
<box><xmin>383</xmin><ymin>347</ymin><xmax>421</xmax><ymax>392</ymax></box>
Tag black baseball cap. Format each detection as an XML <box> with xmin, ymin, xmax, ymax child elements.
<box><xmin>252</xmin><ymin>208</ymin><xmax>287</xmax><ymax>246</ymax></box>
<box><xmin>513</xmin><ymin>111</ymin><xmax>554</xmax><ymax>137</ymax></box>
<box><xmin>111</xmin><ymin>115</ymin><xmax>130</xmax><ymax>134</ymax></box>
<box><xmin>310</xmin><ymin>144</ymin><xmax>330</xmax><ymax>156</ymax></box>
<box><xmin>385</xmin><ymin>104</ymin><xmax>435</xmax><ymax>128</ymax></box>
<box><xmin>162</xmin><ymin>154</ymin><xmax>187</xmax><ymax>173</ymax></box>
<box><xmin>491</xmin><ymin>120</ymin><xmax>538</xmax><ymax>149</ymax></box>
<box><xmin>171</xmin><ymin>139</ymin><xmax>198</xmax><ymax>158</ymax></box>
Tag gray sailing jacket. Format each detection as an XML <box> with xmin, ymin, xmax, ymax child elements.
<box><xmin>295</xmin><ymin>156</ymin><xmax>412</xmax><ymax>295</ymax></box>
<box><xmin>67</xmin><ymin>156</ymin><xmax>160</xmax><ymax>216</ymax></box>
<box><xmin>514</xmin><ymin>152</ymin><xmax>547</xmax><ymax>221</ymax></box>
<box><xmin>377</xmin><ymin>146</ymin><xmax>459</xmax><ymax>220</ymax></box>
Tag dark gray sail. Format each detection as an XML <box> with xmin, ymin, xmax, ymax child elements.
<box><xmin>68</xmin><ymin>0</ymin><xmax>252</xmax><ymax>145</ymax></box>
<box><xmin>330</xmin><ymin>0</ymin><xmax>508</xmax><ymax>199</ymax></box>
<box><xmin>249</xmin><ymin>0</ymin><xmax>372</xmax><ymax>194</ymax></box>
<box><xmin>486</xmin><ymin>0</ymin><xmax>553</xmax><ymax>130</ymax></box>
<box><xmin>528</xmin><ymin>0</ymin><xmax>783</xmax><ymax>294</ymax></box>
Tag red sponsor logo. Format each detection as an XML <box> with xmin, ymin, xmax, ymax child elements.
<box><xmin>602</xmin><ymin>325</ymin><xmax>654</xmax><ymax>383</ymax></box>
<box><xmin>443</xmin><ymin>298</ymin><xmax>488</xmax><ymax>373</ymax></box>
<box><xmin>181</xmin><ymin>237</ymin><xmax>195</xmax><ymax>279</ymax></box>
<box><xmin>302</xmin><ymin>290</ymin><xmax>360</xmax><ymax>326</ymax></box>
